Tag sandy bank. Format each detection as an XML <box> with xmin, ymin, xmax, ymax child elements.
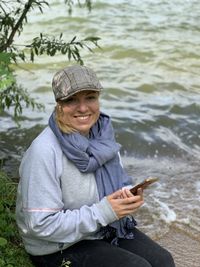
<box><xmin>156</xmin><ymin>227</ymin><xmax>200</xmax><ymax>267</ymax></box>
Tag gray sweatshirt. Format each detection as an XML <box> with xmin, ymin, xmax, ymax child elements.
<box><xmin>16</xmin><ymin>127</ymin><xmax>118</xmax><ymax>256</ymax></box>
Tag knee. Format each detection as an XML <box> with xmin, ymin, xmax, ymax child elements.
<box><xmin>157</xmin><ymin>248</ymin><xmax>175</xmax><ymax>267</ymax></box>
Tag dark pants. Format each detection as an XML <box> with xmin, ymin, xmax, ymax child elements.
<box><xmin>29</xmin><ymin>228</ymin><xmax>175</xmax><ymax>267</ymax></box>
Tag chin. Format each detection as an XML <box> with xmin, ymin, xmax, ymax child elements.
<box><xmin>76</xmin><ymin>127</ymin><xmax>90</xmax><ymax>135</ymax></box>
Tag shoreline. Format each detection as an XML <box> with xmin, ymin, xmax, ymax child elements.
<box><xmin>156</xmin><ymin>226</ymin><xmax>200</xmax><ymax>267</ymax></box>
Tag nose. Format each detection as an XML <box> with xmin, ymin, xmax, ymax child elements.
<box><xmin>77</xmin><ymin>99</ymin><xmax>88</xmax><ymax>113</ymax></box>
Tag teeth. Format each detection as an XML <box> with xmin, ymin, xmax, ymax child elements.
<box><xmin>77</xmin><ymin>115</ymin><xmax>89</xmax><ymax>120</ymax></box>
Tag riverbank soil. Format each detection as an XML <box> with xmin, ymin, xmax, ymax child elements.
<box><xmin>157</xmin><ymin>227</ymin><xmax>200</xmax><ymax>267</ymax></box>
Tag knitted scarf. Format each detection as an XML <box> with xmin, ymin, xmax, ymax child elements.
<box><xmin>49</xmin><ymin>112</ymin><xmax>136</xmax><ymax>244</ymax></box>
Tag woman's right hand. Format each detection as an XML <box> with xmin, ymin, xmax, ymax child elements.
<box><xmin>106</xmin><ymin>189</ymin><xmax>144</xmax><ymax>219</ymax></box>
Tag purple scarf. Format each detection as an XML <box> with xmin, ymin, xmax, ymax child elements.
<box><xmin>49</xmin><ymin>112</ymin><xmax>136</xmax><ymax>244</ymax></box>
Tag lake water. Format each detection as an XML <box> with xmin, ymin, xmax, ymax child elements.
<box><xmin>1</xmin><ymin>0</ymin><xmax>200</xmax><ymax>243</ymax></box>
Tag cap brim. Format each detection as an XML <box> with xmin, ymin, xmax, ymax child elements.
<box><xmin>58</xmin><ymin>88</ymin><xmax>101</xmax><ymax>101</ymax></box>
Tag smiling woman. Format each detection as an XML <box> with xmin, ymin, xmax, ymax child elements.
<box><xmin>56</xmin><ymin>90</ymin><xmax>100</xmax><ymax>135</ymax></box>
<box><xmin>15</xmin><ymin>65</ymin><xmax>175</xmax><ymax>267</ymax></box>
<box><xmin>53</xmin><ymin>65</ymin><xmax>102</xmax><ymax>134</ymax></box>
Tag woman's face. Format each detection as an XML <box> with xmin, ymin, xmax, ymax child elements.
<box><xmin>59</xmin><ymin>90</ymin><xmax>100</xmax><ymax>135</ymax></box>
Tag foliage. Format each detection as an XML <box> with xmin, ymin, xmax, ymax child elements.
<box><xmin>0</xmin><ymin>52</ymin><xmax>44</xmax><ymax>117</ymax></box>
<box><xmin>0</xmin><ymin>0</ymin><xmax>100</xmax><ymax>118</ymax></box>
<box><xmin>0</xmin><ymin>170</ymin><xmax>34</xmax><ymax>267</ymax></box>
<box><xmin>61</xmin><ymin>259</ymin><xmax>72</xmax><ymax>267</ymax></box>
<box><xmin>29</xmin><ymin>34</ymin><xmax>100</xmax><ymax>65</ymax></box>
<box><xmin>65</xmin><ymin>0</ymin><xmax>92</xmax><ymax>14</ymax></box>
<box><xmin>0</xmin><ymin>53</ymin><xmax>15</xmax><ymax>90</ymax></box>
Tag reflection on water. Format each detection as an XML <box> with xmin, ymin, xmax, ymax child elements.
<box><xmin>1</xmin><ymin>0</ymin><xmax>200</xmax><ymax>244</ymax></box>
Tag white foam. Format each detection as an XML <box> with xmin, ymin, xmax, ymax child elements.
<box><xmin>154</xmin><ymin>199</ymin><xmax>177</xmax><ymax>223</ymax></box>
<box><xmin>196</xmin><ymin>181</ymin><xmax>200</xmax><ymax>192</ymax></box>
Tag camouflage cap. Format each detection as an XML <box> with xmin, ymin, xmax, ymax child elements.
<box><xmin>52</xmin><ymin>65</ymin><xmax>103</xmax><ymax>101</ymax></box>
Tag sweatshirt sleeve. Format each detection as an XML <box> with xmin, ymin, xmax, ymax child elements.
<box><xmin>17</xmin><ymin>134</ymin><xmax>118</xmax><ymax>244</ymax></box>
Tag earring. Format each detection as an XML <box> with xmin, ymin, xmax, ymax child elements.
<box><xmin>57</xmin><ymin>104</ymin><xmax>62</xmax><ymax>113</ymax></box>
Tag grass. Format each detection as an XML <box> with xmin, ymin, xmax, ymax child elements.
<box><xmin>0</xmin><ymin>170</ymin><xmax>34</xmax><ymax>267</ymax></box>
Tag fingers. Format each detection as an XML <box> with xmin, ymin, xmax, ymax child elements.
<box><xmin>114</xmin><ymin>198</ymin><xmax>144</xmax><ymax>218</ymax></box>
<box><xmin>107</xmin><ymin>189</ymin><xmax>144</xmax><ymax>219</ymax></box>
<box><xmin>121</xmin><ymin>188</ymin><xmax>132</xmax><ymax>198</ymax></box>
<box><xmin>137</xmin><ymin>188</ymin><xmax>144</xmax><ymax>201</ymax></box>
<box><xmin>107</xmin><ymin>189</ymin><xmax>123</xmax><ymax>200</ymax></box>
<box><xmin>122</xmin><ymin>188</ymin><xmax>144</xmax><ymax>201</ymax></box>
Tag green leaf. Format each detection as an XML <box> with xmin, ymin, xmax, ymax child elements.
<box><xmin>83</xmin><ymin>36</ymin><xmax>101</xmax><ymax>42</ymax></box>
<box><xmin>71</xmin><ymin>36</ymin><xmax>77</xmax><ymax>43</ymax></box>
<box><xmin>0</xmin><ymin>64</ymin><xmax>15</xmax><ymax>91</ymax></box>
<box><xmin>0</xmin><ymin>237</ymin><xmax>8</xmax><ymax>247</ymax></box>
<box><xmin>0</xmin><ymin>52</ymin><xmax>12</xmax><ymax>64</ymax></box>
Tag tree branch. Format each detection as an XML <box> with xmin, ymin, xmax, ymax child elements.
<box><xmin>0</xmin><ymin>0</ymin><xmax>34</xmax><ymax>52</ymax></box>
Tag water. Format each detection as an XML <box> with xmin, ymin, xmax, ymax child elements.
<box><xmin>1</xmin><ymin>0</ymin><xmax>200</xmax><ymax>243</ymax></box>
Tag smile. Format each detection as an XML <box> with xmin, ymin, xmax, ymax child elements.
<box><xmin>74</xmin><ymin>115</ymin><xmax>90</xmax><ymax>121</ymax></box>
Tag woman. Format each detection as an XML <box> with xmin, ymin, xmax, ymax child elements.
<box><xmin>16</xmin><ymin>65</ymin><xmax>175</xmax><ymax>267</ymax></box>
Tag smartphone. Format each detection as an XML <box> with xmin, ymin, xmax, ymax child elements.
<box><xmin>130</xmin><ymin>177</ymin><xmax>159</xmax><ymax>195</ymax></box>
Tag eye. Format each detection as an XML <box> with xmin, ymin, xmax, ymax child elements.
<box><xmin>86</xmin><ymin>94</ymin><xmax>98</xmax><ymax>101</ymax></box>
<box><xmin>87</xmin><ymin>95</ymin><xmax>96</xmax><ymax>100</ymax></box>
<box><xmin>62</xmin><ymin>97</ymin><xmax>77</xmax><ymax>105</ymax></box>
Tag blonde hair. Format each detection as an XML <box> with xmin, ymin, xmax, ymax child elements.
<box><xmin>55</xmin><ymin>104</ymin><xmax>77</xmax><ymax>134</ymax></box>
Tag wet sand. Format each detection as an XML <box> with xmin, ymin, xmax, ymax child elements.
<box><xmin>156</xmin><ymin>227</ymin><xmax>200</xmax><ymax>267</ymax></box>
